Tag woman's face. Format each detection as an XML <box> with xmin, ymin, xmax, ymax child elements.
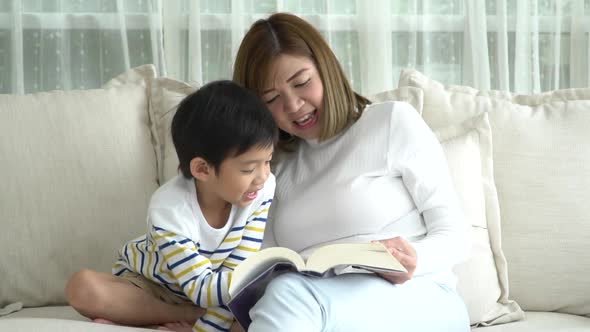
<box><xmin>261</xmin><ymin>54</ymin><xmax>324</xmax><ymax>140</ymax></box>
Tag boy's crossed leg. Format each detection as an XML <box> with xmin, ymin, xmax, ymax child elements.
<box><xmin>65</xmin><ymin>269</ymin><xmax>245</xmax><ymax>331</ymax></box>
<box><xmin>65</xmin><ymin>269</ymin><xmax>201</xmax><ymax>328</ymax></box>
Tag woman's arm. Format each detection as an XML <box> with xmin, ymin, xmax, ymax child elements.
<box><xmin>387</xmin><ymin>103</ymin><xmax>471</xmax><ymax>278</ymax></box>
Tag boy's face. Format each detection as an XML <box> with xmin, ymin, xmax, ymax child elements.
<box><xmin>211</xmin><ymin>146</ymin><xmax>273</xmax><ymax>208</ymax></box>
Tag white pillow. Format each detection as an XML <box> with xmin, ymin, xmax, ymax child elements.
<box><xmin>0</xmin><ymin>65</ymin><xmax>158</xmax><ymax>310</ymax></box>
<box><xmin>399</xmin><ymin>68</ymin><xmax>590</xmax><ymax>319</ymax></box>
<box><xmin>435</xmin><ymin>114</ymin><xmax>524</xmax><ymax>325</ymax></box>
<box><xmin>149</xmin><ymin>77</ymin><xmax>198</xmax><ymax>184</ymax></box>
<box><xmin>372</xmin><ymin>86</ymin><xmax>523</xmax><ymax>325</ymax></box>
<box><xmin>371</xmin><ymin>86</ymin><xmax>424</xmax><ymax>112</ymax></box>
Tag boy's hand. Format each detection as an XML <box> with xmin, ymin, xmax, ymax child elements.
<box><xmin>230</xmin><ymin>321</ymin><xmax>245</xmax><ymax>332</ymax></box>
<box><xmin>374</xmin><ymin>237</ymin><xmax>417</xmax><ymax>284</ymax></box>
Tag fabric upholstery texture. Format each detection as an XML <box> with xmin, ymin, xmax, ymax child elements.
<box><xmin>399</xmin><ymin>68</ymin><xmax>590</xmax><ymax>318</ymax></box>
<box><xmin>433</xmin><ymin>114</ymin><xmax>524</xmax><ymax>325</ymax></box>
<box><xmin>372</xmin><ymin>83</ymin><xmax>523</xmax><ymax>325</ymax></box>
<box><xmin>148</xmin><ymin>77</ymin><xmax>197</xmax><ymax>184</ymax></box>
<box><xmin>0</xmin><ymin>65</ymin><xmax>158</xmax><ymax>309</ymax></box>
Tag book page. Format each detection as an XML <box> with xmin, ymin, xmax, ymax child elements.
<box><xmin>229</xmin><ymin>247</ymin><xmax>305</xmax><ymax>297</ymax></box>
<box><xmin>305</xmin><ymin>242</ymin><xmax>407</xmax><ymax>275</ymax></box>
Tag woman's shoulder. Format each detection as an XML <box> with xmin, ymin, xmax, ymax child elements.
<box><xmin>360</xmin><ymin>100</ymin><xmax>438</xmax><ymax>157</ymax></box>
<box><xmin>364</xmin><ymin>100</ymin><xmax>419</xmax><ymax>115</ymax></box>
<box><xmin>360</xmin><ymin>100</ymin><xmax>423</xmax><ymax>130</ymax></box>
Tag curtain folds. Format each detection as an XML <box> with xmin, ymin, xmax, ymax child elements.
<box><xmin>1</xmin><ymin>0</ymin><xmax>589</xmax><ymax>95</ymax></box>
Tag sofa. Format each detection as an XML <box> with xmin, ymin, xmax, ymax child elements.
<box><xmin>1</xmin><ymin>64</ymin><xmax>589</xmax><ymax>331</ymax></box>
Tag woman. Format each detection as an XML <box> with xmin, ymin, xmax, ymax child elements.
<box><xmin>233</xmin><ymin>13</ymin><xmax>471</xmax><ymax>332</ymax></box>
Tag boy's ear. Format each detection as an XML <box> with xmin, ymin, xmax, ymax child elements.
<box><xmin>189</xmin><ymin>157</ymin><xmax>212</xmax><ymax>181</ymax></box>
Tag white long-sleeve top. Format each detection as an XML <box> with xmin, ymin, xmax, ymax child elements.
<box><xmin>266</xmin><ymin>101</ymin><xmax>470</xmax><ymax>284</ymax></box>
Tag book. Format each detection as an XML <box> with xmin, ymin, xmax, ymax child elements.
<box><xmin>227</xmin><ymin>242</ymin><xmax>407</xmax><ymax>329</ymax></box>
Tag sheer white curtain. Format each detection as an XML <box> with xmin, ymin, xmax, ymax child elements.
<box><xmin>0</xmin><ymin>0</ymin><xmax>164</xmax><ymax>94</ymax></box>
<box><xmin>1</xmin><ymin>0</ymin><xmax>589</xmax><ymax>95</ymax></box>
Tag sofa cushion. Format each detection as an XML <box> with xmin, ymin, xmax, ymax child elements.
<box><xmin>399</xmin><ymin>69</ymin><xmax>590</xmax><ymax>318</ymax></box>
<box><xmin>149</xmin><ymin>78</ymin><xmax>198</xmax><ymax>184</ymax></box>
<box><xmin>375</xmin><ymin>87</ymin><xmax>521</xmax><ymax>325</ymax></box>
<box><xmin>370</xmin><ymin>86</ymin><xmax>424</xmax><ymax>114</ymax></box>
<box><xmin>0</xmin><ymin>318</ymin><xmax>157</xmax><ymax>332</ymax></box>
<box><xmin>470</xmin><ymin>312</ymin><xmax>590</xmax><ymax>331</ymax></box>
<box><xmin>0</xmin><ymin>65</ymin><xmax>159</xmax><ymax>310</ymax></box>
<box><xmin>2</xmin><ymin>309</ymin><xmax>588</xmax><ymax>332</ymax></box>
<box><xmin>432</xmin><ymin>114</ymin><xmax>523</xmax><ymax>325</ymax></box>
<box><xmin>1</xmin><ymin>306</ymin><xmax>87</xmax><ymax>321</ymax></box>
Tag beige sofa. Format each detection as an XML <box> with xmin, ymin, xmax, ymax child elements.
<box><xmin>1</xmin><ymin>65</ymin><xmax>589</xmax><ymax>331</ymax></box>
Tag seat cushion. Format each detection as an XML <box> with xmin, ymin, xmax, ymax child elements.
<box><xmin>0</xmin><ymin>306</ymin><xmax>160</xmax><ymax>332</ymax></box>
<box><xmin>471</xmin><ymin>312</ymin><xmax>590</xmax><ymax>331</ymax></box>
<box><xmin>0</xmin><ymin>318</ymin><xmax>157</xmax><ymax>332</ymax></box>
<box><xmin>1</xmin><ymin>306</ymin><xmax>88</xmax><ymax>321</ymax></box>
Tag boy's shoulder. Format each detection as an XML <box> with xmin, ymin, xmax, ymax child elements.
<box><xmin>147</xmin><ymin>175</ymin><xmax>198</xmax><ymax>238</ymax></box>
<box><xmin>150</xmin><ymin>175</ymin><xmax>194</xmax><ymax>210</ymax></box>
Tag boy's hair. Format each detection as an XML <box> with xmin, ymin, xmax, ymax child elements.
<box><xmin>233</xmin><ymin>12</ymin><xmax>370</xmax><ymax>151</ymax></box>
<box><xmin>171</xmin><ymin>80</ymin><xmax>278</xmax><ymax>178</ymax></box>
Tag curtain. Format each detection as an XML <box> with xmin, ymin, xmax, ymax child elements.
<box><xmin>0</xmin><ymin>0</ymin><xmax>165</xmax><ymax>94</ymax></box>
<box><xmin>1</xmin><ymin>0</ymin><xmax>589</xmax><ymax>95</ymax></box>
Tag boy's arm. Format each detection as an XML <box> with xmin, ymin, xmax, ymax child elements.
<box><xmin>190</xmin><ymin>194</ymin><xmax>274</xmax><ymax>332</ymax></box>
<box><xmin>226</xmin><ymin>197</ymin><xmax>273</xmax><ymax>266</ymax></box>
<box><xmin>151</xmin><ymin>226</ymin><xmax>232</xmax><ymax>308</ymax></box>
<box><xmin>224</xmin><ymin>174</ymin><xmax>276</xmax><ymax>268</ymax></box>
<box><xmin>151</xmin><ymin>175</ymin><xmax>274</xmax><ymax>306</ymax></box>
<box><xmin>150</xmin><ymin>195</ymin><xmax>272</xmax><ymax>308</ymax></box>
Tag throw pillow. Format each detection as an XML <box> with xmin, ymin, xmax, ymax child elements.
<box><xmin>150</xmin><ymin>77</ymin><xmax>198</xmax><ymax>184</ymax></box>
<box><xmin>434</xmin><ymin>113</ymin><xmax>524</xmax><ymax>326</ymax></box>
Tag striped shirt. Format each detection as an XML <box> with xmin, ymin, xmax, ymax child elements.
<box><xmin>113</xmin><ymin>174</ymin><xmax>275</xmax><ymax>332</ymax></box>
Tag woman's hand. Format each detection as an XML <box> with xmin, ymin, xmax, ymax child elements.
<box><xmin>374</xmin><ymin>237</ymin><xmax>417</xmax><ymax>284</ymax></box>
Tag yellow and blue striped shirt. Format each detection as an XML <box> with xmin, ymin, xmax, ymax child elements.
<box><xmin>113</xmin><ymin>174</ymin><xmax>275</xmax><ymax>332</ymax></box>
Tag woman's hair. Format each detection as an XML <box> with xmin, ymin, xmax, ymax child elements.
<box><xmin>233</xmin><ymin>12</ymin><xmax>370</xmax><ymax>151</ymax></box>
<box><xmin>171</xmin><ymin>80</ymin><xmax>278</xmax><ymax>178</ymax></box>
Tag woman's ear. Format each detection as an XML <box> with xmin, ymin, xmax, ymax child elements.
<box><xmin>189</xmin><ymin>157</ymin><xmax>212</xmax><ymax>181</ymax></box>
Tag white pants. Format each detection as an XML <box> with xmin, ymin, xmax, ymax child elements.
<box><xmin>248</xmin><ymin>272</ymin><xmax>470</xmax><ymax>332</ymax></box>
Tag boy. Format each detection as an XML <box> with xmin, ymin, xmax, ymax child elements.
<box><xmin>66</xmin><ymin>80</ymin><xmax>277</xmax><ymax>332</ymax></box>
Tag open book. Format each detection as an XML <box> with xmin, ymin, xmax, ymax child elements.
<box><xmin>227</xmin><ymin>242</ymin><xmax>407</xmax><ymax>329</ymax></box>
